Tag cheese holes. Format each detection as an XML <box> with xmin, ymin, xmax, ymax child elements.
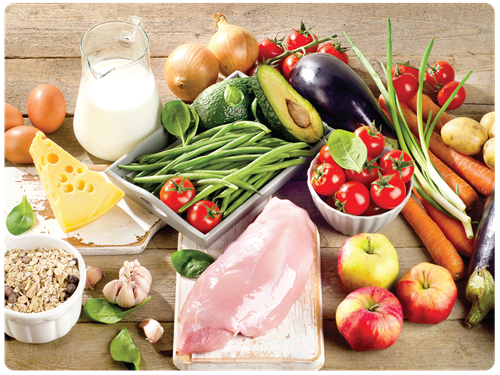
<box><xmin>41</xmin><ymin>156</ymin><xmax>47</xmax><ymax>166</ymax></box>
<box><xmin>65</xmin><ymin>165</ymin><xmax>74</xmax><ymax>173</ymax></box>
<box><xmin>47</xmin><ymin>153</ymin><xmax>59</xmax><ymax>164</ymax></box>
<box><xmin>75</xmin><ymin>180</ymin><xmax>86</xmax><ymax>191</ymax></box>
<box><xmin>86</xmin><ymin>184</ymin><xmax>94</xmax><ymax>193</ymax></box>
<box><xmin>58</xmin><ymin>174</ymin><xmax>68</xmax><ymax>183</ymax></box>
<box><xmin>77</xmin><ymin>168</ymin><xmax>83</xmax><ymax>174</ymax></box>
<box><xmin>63</xmin><ymin>184</ymin><xmax>74</xmax><ymax>193</ymax></box>
<box><xmin>52</xmin><ymin>193</ymin><xmax>58</xmax><ymax>202</ymax></box>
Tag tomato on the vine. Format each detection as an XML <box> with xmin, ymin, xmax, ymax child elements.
<box><xmin>370</xmin><ymin>173</ymin><xmax>406</xmax><ymax>210</ymax></box>
<box><xmin>257</xmin><ymin>36</ymin><xmax>285</xmax><ymax>67</ymax></box>
<box><xmin>425</xmin><ymin>60</ymin><xmax>455</xmax><ymax>91</ymax></box>
<box><xmin>379</xmin><ymin>150</ymin><xmax>415</xmax><ymax>184</ymax></box>
<box><xmin>354</xmin><ymin>123</ymin><xmax>385</xmax><ymax>158</ymax></box>
<box><xmin>318</xmin><ymin>42</ymin><xmax>349</xmax><ymax>65</ymax></box>
<box><xmin>285</xmin><ymin>21</ymin><xmax>318</xmax><ymax>54</ymax></box>
<box><xmin>437</xmin><ymin>80</ymin><xmax>466</xmax><ymax>110</ymax></box>
<box><xmin>186</xmin><ymin>200</ymin><xmax>222</xmax><ymax>234</ymax></box>
<box><xmin>311</xmin><ymin>162</ymin><xmax>346</xmax><ymax>196</ymax></box>
<box><xmin>334</xmin><ymin>181</ymin><xmax>370</xmax><ymax>216</ymax></box>
<box><xmin>319</xmin><ymin>144</ymin><xmax>339</xmax><ymax>167</ymax></box>
<box><xmin>160</xmin><ymin>177</ymin><xmax>196</xmax><ymax>213</ymax></box>
<box><xmin>345</xmin><ymin>157</ymin><xmax>381</xmax><ymax>186</ymax></box>
<box><xmin>392</xmin><ymin>72</ymin><xmax>418</xmax><ymax>103</ymax></box>
<box><xmin>281</xmin><ymin>53</ymin><xmax>303</xmax><ymax>80</ymax></box>
<box><xmin>391</xmin><ymin>62</ymin><xmax>419</xmax><ymax>81</ymax></box>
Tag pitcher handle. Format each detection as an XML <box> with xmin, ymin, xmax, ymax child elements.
<box><xmin>119</xmin><ymin>16</ymin><xmax>144</xmax><ymax>46</ymax></box>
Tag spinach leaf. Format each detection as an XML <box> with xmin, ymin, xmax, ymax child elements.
<box><xmin>161</xmin><ymin>100</ymin><xmax>191</xmax><ymax>146</ymax></box>
<box><xmin>6</xmin><ymin>195</ymin><xmax>34</xmax><ymax>235</ymax></box>
<box><xmin>185</xmin><ymin>105</ymin><xmax>200</xmax><ymax>145</ymax></box>
<box><xmin>171</xmin><ymin>249</ymin><xmax>215</xmax><ymax>279</ymax></box>
<box><xmin>327</xmin><ymin>129</ymin><xmax>367</xmax><ymax>173</ymax></box>
<box><xmin>84</xmin><ymin>296</ymin><xmax>151</xmax><ymax>324</ymax></box>
<box><xmin>110</xmin><ymin>328</ymin><xmax>141</xmax><ymax>370</ymax></box>
<box><xmin>224</xmin><ymin>84</ymin><xmax>244</xmax><ymax>107</ymax></box>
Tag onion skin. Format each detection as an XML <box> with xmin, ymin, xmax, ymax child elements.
<box><xmin>164</xmin><ymin>43</ymin><xmax>219</xmax><ymax>102</ymax></box>
<box><xmin>208</xmin><ymin>13</ymin><xmax>259</xmax><ymax>77</ymax></box>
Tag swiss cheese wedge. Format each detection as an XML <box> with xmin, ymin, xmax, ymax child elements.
<box><xmin>29</xmin><ymin>132</ymin><xmax>125</xmax><ymax>233</ymax></box>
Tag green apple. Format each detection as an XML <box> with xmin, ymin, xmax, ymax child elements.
<box><xmin>337</xmin><ymin>233</ymin><xmax>399</xmax><ymax>293</ymax></box>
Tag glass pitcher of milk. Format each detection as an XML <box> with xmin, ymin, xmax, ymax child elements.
<box><xmin>74</xmin><ymin>16</ymin><xmax>162</xmax><ymax>161</ymax></box>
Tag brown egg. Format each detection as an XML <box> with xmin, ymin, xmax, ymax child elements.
<box><xmin>4</xmin><ymin>126</ymin><xmax>43</xmax><ymax>164</ymax></box>
<box><xmin>27</xmin><ymin>84</ymin><xmax>66</xmax><ymax>133</ymax></box>
<box><xmin>5</xmin><ymin>103</ymin><xmax>24</xmax><ymax>131</ymax></box>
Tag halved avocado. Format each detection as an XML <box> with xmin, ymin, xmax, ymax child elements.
<box><xmin>252</xmin><ymin>65</ymin><xmax>323</xmax><ymax>143</ymax></box>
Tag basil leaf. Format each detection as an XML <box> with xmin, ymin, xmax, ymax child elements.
<box><xmin>6</xmin><ymin>195</ymin><xmax>34</xmax><ymax>235</ymax></box>
<box><xmin>110</xmin><ymin>328</ymin><xmax>141</xmax><ymax>371</ymax></box>
<box><xmin>185</xmin><ymin>106</ymin><xmax>200</xmax><ymax>145</ymax></box>
<box><xmin>84</xmin><ymin>297</ymin><xmax>151</xmax><ymax>324</ymax></box>
<box><xmin>224</xmin><ymin>85</ymin><xmax>244</xmax><ymax>107</ymax></box>
<box><xmin>161</xmin><ymin>100</ymin><xmax>191</xmax><ymax>146</ymax></box>
<box><xmin>327</xmin><ymin>129</ymin><xmax>367</xmax><ymax>173</ymax></box>
<box><xmin>171</xmin><ymin>249</ymin><xmax>215</xmax><ymax>279</ymax></box>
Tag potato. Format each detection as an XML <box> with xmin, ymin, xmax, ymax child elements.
<box><xmin>489</xmin><ymin>121</ymin><xmax>495</xmax><ymax>138</ymax></box>
<box><xmin>483</xmin><ymin>137</ymin><xmax>495</xmax><ymax>170</ymax></box>
<box><xmin>441</xmin><ymin>117</ymin><xmax>489</xmax><ymax>156</ymax></box>
<box><xmin>480</xmin><ymin>111</ymin><xmax>495</xmax><ymax>134</ymax></box>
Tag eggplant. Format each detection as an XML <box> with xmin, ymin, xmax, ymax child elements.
<box><xmin>289</xmin><ymin>53</ymin><xmax>398</xmax><ymax>149</ymax></box>
<box><xmin>465</xmin><ymin>190</ymin><xmax>495</xmax><ymax>328</ymax></box>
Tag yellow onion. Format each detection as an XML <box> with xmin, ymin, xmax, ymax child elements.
<box><xmin>164</xmin><ymin>43</ymin><xmax>219</xmax><ymax>102</ymax></box>
<box><xmin>208</xmin><ymin>13</ymin><xmax>259</xmax><ymax>77</ymax></box>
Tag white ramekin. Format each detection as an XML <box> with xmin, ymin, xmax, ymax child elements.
<box><xmin>307</xmin><ymin>150</ymin><xmax>413</xmax><ymax>236</ymax></box>
<box><xmin>5</xmin><ymin>235</ymin><xmax>86</xmax><ymax>344</ymax></box>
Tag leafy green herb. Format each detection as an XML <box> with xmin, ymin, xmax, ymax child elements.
<box><xmin>110</xmin><ymin>328</ymin><xmax>141</xmax><ymax>370</ymax></box>
<box><xmin>83</xmin><ymin>296</ymin><xmax>151</xmax><ymax>324</ymax></box>
<box><xmin>327</xmin><ymin>129</ymin><xmax>367</xmax><ymax>173</ymax></box>
<box><xmin>6</xmin><ymin>195</ymin><xmax>34</xmax><ymax>235</ymax></box>
<box><xmin>161</xmin><ymin>100</ymin><xmax>191</xmax><ymax>146</ymax></box>
<box><xmin>224</xmin><ymin>85</ymin><xmax>245</xmax><ymax>107</ymax></box>
<box><xmin>171</xmin><ymin>249</ymin><xmax>215</xmax><ymax>279</ymax></box>
<box><xmin>185</xmin><ymin>105</ymin><xmax>200</xmax><ymax>145</ymax></box>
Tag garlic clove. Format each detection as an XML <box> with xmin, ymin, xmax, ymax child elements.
<box><xmin>133</xmin><ymin>285</ymin><xmax>149</xmax><ymax>306</ymax></box>
<box><xmin>135</xmin><ymin>265</ymin><xmax>152</xmax><ymax>287</ymax></box>
<box><xmin>116</xmin><ymin>283</ymin><xmax>136</xmax><ymax>308</ymax></box>
<box><xmin>85</xmin><ymin>266</ymin><xmax>103</xmax><ymax>290</ymax></box>
<box><xmin>139</xmin><ymin>319</ymin><xmax>164</xmax><ymax>344</ymax></box>
<box><xmin>102</xmin><ymin>279</ymin><xmax>122</xmax><ymax>304</ymax></box>
<box><xmin>131</xmin><ymin>274</ymin><xmax>151</xmax><ymax>294</ymax></box>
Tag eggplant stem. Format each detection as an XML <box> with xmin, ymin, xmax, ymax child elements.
<box><xmin>465</xmin><ymin>267</ymin><xmax>495</xmax><ymax>328</ymax></box>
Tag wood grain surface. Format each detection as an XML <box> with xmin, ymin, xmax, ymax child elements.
<box><xmin>3</xmin><ymin>2</ymin><xmax>495</xmax><ymax>371</ymax></box>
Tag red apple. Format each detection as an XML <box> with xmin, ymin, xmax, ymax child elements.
<box><xmin>396</xmin><ymin>262</ymin><xmax>457</xmax><ymax>324</ymax></box>
<box><xmin>336</xmin><ymin>286</ymin><xmax>403</xmax><ymax>352</ymax></box>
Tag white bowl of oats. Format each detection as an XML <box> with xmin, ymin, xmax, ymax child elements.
<box><xmin>4</xmin><ymin>235</ymin><xmax>86</xmax><ymax>344</ymax></box>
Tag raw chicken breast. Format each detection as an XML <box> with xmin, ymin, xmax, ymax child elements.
<box><xmin>177</xmin><ymin>197</ymin><xmax>316</xmax><ymax>355</ymax></box>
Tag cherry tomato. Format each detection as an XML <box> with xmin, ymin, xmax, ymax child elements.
<box><xmin>391</xmin><ymin>63</ymin><xmax>419</xmax><ymax>81</ymax></box>
<box><xmin>392</xmin><ymin>72</ymin><xmax>418</xmax><ymax>103</ymax></box>
<box><xmin>319</xmin><ymin>144</ymin><xmax>339</xmax><ymax>167</ymax></box>
<box><xmin>285</xmin><ymin>21</ymin><xmax>318</xmax><ymax>54</ymax></box>
<box><xmin>425</xmin><ymin>60</ymin><xmax>455</xmax><ymax>91</ymax></box>
<box><xmin>318</xmin><ymin>42</ymin><xmax>349</xmax><ymax>65</ymax></box>
<box><xmin>334</xmin><ymin>181</ymin><xmax>370</xmax><ymax>216</ymax></box>
<box><xmin>437</xmin><ymin>80</ymin><xmax>466</xmax><ymax>110</ymax></box>
<box><xmin>354</xmin><ymin>124</ymin><xmax>385</xmax><ymax>158</ymax></box>
<box><xmin>186</xmin><ymin>200</ymin><xmax>222</xmax><ymax>234</ymax></box>
<box><xmin>159</xmin><ymin>177</ymin><xmax>196</xmax><ymax>213</ymax></box>
<box><xmin>281</xmin><ymin>53</ymin><xmax>303</xmax><ymax>81</ymax></box>
<box><xmin>345</xmin><ymin>157</ymin><xmax>381</xmax><ymax>186</ymax></box>
<box><xmin>370</xmin><ymin>173</ymin><xmax>406</xmax><ymax>210</ymax></box>
<box><xmin>311</xmin><ymin>162</ymin><xmax>346</xmax><ymax>196</ymax></box>
<box><xmin>363</xmin><ymin>200</ymin><xmax>388</xmax><ymax>216</ymax></box>
<box><xmin>379</xmin><ymin>150</ymin><xmax>415</xmax><ymax>184</ymax></box>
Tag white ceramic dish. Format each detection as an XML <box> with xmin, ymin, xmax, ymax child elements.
<box><xmin>307</xmin><ymin>149</ymin><xmax>413</xmax><ymax>236</ymax></box>
<box><xmin>4</xmin><ymin>235</ymin><xmax>87</xmax><ymax>344</ymax></box>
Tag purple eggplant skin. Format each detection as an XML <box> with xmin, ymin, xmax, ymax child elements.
<box><xmin>289</xmin><ymin>53</ymin><xmax>398</xmax><ymax>149</ymax></box>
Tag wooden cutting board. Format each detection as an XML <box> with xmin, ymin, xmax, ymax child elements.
<box><xmin>173</xmin><ymin>198</ymin><xmax>324</xmax><ymax>371</ymax></box>
<box><xmin>4</xmin><ymin>166</ymin><xmax>164</xmax><ymax>255</ymax></box>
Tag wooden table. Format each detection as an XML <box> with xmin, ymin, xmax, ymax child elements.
<box><xmin>4</xmin><ymin>3</ymin><xmax>495</xmax><ymax>371</ymax></box>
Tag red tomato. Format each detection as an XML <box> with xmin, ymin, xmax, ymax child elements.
<box><xmin>425</xmin><ymin>60</ymin><xmax>455</xmax><ymax>91</ymax></box>
<box><xmin>159</xmin><ymin>177</ymin><xmax>196</xmax><ymax>213</ymax></box>
<box><xmin>257</xmin><ymin>37</ymin><xmax>285</xmax><ymax>66</ymax></box>
<box><xmin>318</xmin><ymin>42</ymin><xmax>349</xmax><ymax>64</ymax></box>
<box><xmin>319</xmin><ymin>144</ymin><xmax>339</xmax><ymax>167</ymax></box>
<box><xmin>281</xmin><ymin>53</ymin><xmax>303</xmax><ymax>81</ymax></box>
<box><xmin>186</xmin><ymin>200</ymin><xmax>222</xmax><ymax>234</ymax></box>
<box><xmin>354</xmin><ymin>124</ymin><xmax>385</xmax><ymax>158</ymax></box>
<box><xmin>311</xmin><ymin>162</ymin><xmax>346</xmax><ymax>196</ymax></box>
<box><xmin>391</xmin><ymin>63</ymin><xmax>419</xmax><ymax>81</ymax></box>
<box><xmin>392</xmin><ymin>73</ymin><xmax>418</xmax><ymax>103</ymax></box>
<box><xmin>334</xmin><ymin>181</ymin><xmax>370</xmax><ymax>216</ymax></box>
<box><xmin>379</xmin><ymin>150</ymin><xmax>415</xmax><ymax>184</ymax></box>
<box><xmin>370</xmin><ymin>174</ymin><xmax>406</xmax><ymax>210</ymax></box>
<box><xmin>345</xmin><ymin>157</ymin><xmax>381</xmax><ymax>186</ymax></box>
<box><xmin>437</xmin><ymin>81</ymin><xmax>466</xmax><ymax>110</ymax></box>
<box><xmin>285</xmin><ymin>21</ymin><xmax>318</xmax><ymax>54</ymax></box>
<box><xmin>363</xmin><ymin>200</ymin><xmax>388</xmax><ymax>216</ymax></box>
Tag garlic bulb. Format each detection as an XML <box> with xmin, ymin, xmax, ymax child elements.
<box><xmin>103</xmin><ymin>260</ymin><xmax>152</xmax><ymax>308</ymax></box>
<box><xmin>140</xmin><ymin>319</ymin><xmax>164</xmax><ymax>343</ymax></box>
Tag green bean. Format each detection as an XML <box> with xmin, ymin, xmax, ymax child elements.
<box><xmin>204</xmin><ymin>155</ymin><xmax>261</xmax><ymax>169</ymax></box>
<box><xmin>126</xmin><ymin>172</ymin><xmax>233</xmax><ymax>185</ymax></box>
<box><xmin>178</xmin><ymin>184</ymin><xmax>224</xmax><ymax>212</ymax></box>
<box><xmin>190</xmin><ymin>121</ymin><xmax>271</xmax><ymax>143</ymax></box>
<box><xmin>240</xmin><ymin>130</ymin><xmax>269</xmax><ymax>147</ymax></box>
<box><xmin>195</xmin><ymin>178</ymin><xmax>239</xmax><ymax>190</ymax></box>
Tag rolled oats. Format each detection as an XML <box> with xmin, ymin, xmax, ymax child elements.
<box><xmin>4</xmin><ymin>247</ymin><xmax>80</xmax><ymax>313</ymax></box>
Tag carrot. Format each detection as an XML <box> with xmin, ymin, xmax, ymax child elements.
<box><xmin>406</xmin><ymin>93</ymin><xmax>453</xmax><ymax>133</ymax></box>
<box><xmin>381</xmin><ymin>105</ymin><xmax>480</xmax><ymax>210</ymax></box>
<box><xmin>413</xmin><ymin>188</ymin><xmax>475</xmax><ymax>258</ymax></box>
<box><xmin>401</xmin><ymin>197</ymin><xmax>465</xmax><ymax>280</ymax></box>
<box><xmin>380</xmin><ymin>95</ymin><xmax>495</xmax><ymax>197</ymax></box>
